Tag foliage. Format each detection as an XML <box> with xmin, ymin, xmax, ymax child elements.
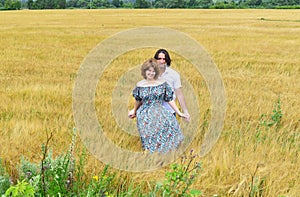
<box><xmin>253</xmin><ymin>98</ymin><xmax>284</xmax><ymax>147</ymax></box>
<box><xmin>0</xmin><ymin>159</ymin><xmax>10</xmax><ymax>195</ymax></box>
<box><xmin>248</xmin><ymin>164</ymin><xmax>267</xmax><ymax>197</ymax></box>
<box><xmin>5</xmin><ymin>180</ymin><xmax>35</xmax><ymax>197</ymax></box>
<box><xmin>1</xmin><ymin>0</ymin><xmax>299</xmax><ymax>10</ymax></box>
<box><xmin>3</xmin><ymin>0</ymin><xmax>20</xmax><ymax>10</ymax></box>
<box><xmin>134</xmin><ymin>0</ymin><xmax>151</xmax><ymax>8</ymax></box>
<box><xmin>259</xmin><ymin>98</ymin><xmax>283</xmax><ymax>128</ymax></box>
<box><xmin>148</xmin><ymin>150</ymin><xmax>202</xmax><ymax>196</ymax></box>
<box><xmin>1</xmin><ymin>97</ymin><xmax>293</xmax><ymax>196</ymax></box>
<box><xmin>210</xmin><ymin>1</ymin><xmax>239</xmax><ymax>8</ymax></box>
<box><xmin>1</xmin><ymin>129</ymin><xmax>202</xmax><ymax>196</ymax></box>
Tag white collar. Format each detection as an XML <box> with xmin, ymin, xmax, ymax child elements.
<box><xmin>161</xmin><ymin>67</ymin><xmax>170</xmax><ymax>76</ymax></box>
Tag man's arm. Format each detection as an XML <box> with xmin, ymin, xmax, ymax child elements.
<box><xmin>167</xmin><ymin>100</ymin><xmax>186</xmax><ymax>118</ymax></box>
<box><xmin>175</xmin><ymin>88</ymin><xmax>190</xmax><ymax>122</ymax></box>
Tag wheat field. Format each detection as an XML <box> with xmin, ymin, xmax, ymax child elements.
<box><xmin>0</xmin><ymin>9</ymin><xmax>299</xmax><ymax>196</ymax></box>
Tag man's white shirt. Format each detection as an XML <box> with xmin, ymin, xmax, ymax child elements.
<box><xmin>159</xmin><ymin>67</ymin><xmax>182</xmax><ymax>113</ymax></box>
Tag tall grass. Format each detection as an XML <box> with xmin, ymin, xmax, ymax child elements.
<box><xmin>0</xmin><ymin>9</ymin><xmax>299</xmax><ymax>196</ymax></box>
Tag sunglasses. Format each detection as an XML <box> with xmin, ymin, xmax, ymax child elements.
<box><xmin>157</xmin><ymin>58</ymin><xmax>166</xmax><ymax>60</ymax></box>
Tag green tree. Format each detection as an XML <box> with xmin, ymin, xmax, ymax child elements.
<box><xmin>245</xmin><ymin>0</ymin><xmax>262</xmax><ymax>7</ymax></box>
<box><xmin>0</xmin><ymin>0</ymin><xmax>4</xmax><ymax>8</ymax></box>
<box><xmin>134</xmin><ymin>0</ymin><xmax>150</xmax><ymax>8</ymax></box>
<box><xmin>66</xmin><ymin>0</ymin><xmax>77</xmax><ymax>7</ymax></box>
<box><xmin>167</xmin><ymin>0</ymin><xmax>186</xmax><ymax>8</ymax></box>
<box><xmin>27</xmin><ymin>0</ymin><xmax>33</xmax><ymax>8</ymax></box>
<box><xmin>154</xmin><ymin>0</ymin><xmax>167</xmax><ymax>7</ymax></box>
<box><xmin>77</xmin><ymin>0</ymin><xmax>89</xmax><ymax>8</ymax></box>
<box><xmin>112</xmin><ymin>0</ymin><xmax>123</xmax><ymax>7</ymax></box>
<box><xmin>198</xmin><ymin>0</ymin><xmax>214</xmax><ymax>8</ymax></box>
<box><xmin>92</xmin><ymin>0</ymin><xmax>110</xmax><ymax>8</ymax></box>
<box><xmin>274</xmin><ymin>0</ymin><xmax>299</xmax><ymax>5</ymax></box>
<box><xmin>54</xmin><ymin>0</ymin><xmax>66</xmax><ymax>8</ymax></box>
<box><xmin>187</xmin><ymin>0</ymin><xmax>198</xmax><ymax>7</ymax></box>
<box><xmin>45</xmin><ymin>0</ymin><xmax>55</xmax><ymax>8</ymax></box>
<box><xmin>34</xmin><ymin>0</ymin><xmax>45</xmax><ymax>9</ymax></box>
<box><xmin>4</xmin><ymin>0</ymin><xmax>21</xmax><ymax>9</ymax></box>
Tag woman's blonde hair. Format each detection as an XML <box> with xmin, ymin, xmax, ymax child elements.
<box><xmin>141</xmin><ymin>58</ymin><xmax>160</xmax><ymax>80</ymax></box>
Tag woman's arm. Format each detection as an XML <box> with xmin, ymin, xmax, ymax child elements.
<box><xmin>128</xmin><ymin>100</ymin><xmax>142</xmax><ymax>119</ymax></box>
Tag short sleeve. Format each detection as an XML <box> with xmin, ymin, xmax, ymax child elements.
<box><xmin>164</xmin><ymin>82</ymin><xmax>174</xmax><ymax>102</ymax></box>
<box><xmin>173</xmin><ymin>71</ymin><xmax>182</xmax><ymax>90</ymax></box>
<box><xmin>132</xmin><ymin>87</ymin><xmax>142</xmax><ymax>101</ymax></box>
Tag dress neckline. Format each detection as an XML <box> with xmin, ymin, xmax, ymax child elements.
<box><xmin>137</xmin><ymin>81</ymin><xmax>166</xmax><ymax>88</ymax></box>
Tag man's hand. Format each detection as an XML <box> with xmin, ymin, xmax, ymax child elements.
<box><xmin>183</xmin><ymin>111</ymin><xmax>190</xmax><ymax>122</ymax></box>
<box><xmin>175</xmin><ymin>88</ymin><xmax>190</xmax><ymax>122</ymax></box>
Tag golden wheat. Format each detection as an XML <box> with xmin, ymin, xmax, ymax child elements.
<box><xmin>0</xmin><ymin>9</ymin><xmax>299</xmax><ymax>196</ymax></box>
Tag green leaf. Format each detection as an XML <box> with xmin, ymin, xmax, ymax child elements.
<box><xmin>190</xmin><ymin>189</ymin><xmax>202</xmax><ymax>196</ymax></box>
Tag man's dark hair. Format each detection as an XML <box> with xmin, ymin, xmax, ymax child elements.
<box><xmin>154</xmin><ymin>49</ymin><xmax>172</xmax><ymax>66</ymax></box>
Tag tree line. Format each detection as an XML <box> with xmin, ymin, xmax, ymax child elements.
<box><xmin>1</xmin><ymin>0</ymin><xmax>299</xmax><ymax>10</ymax></box>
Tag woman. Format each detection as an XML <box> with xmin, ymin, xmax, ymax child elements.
<box><xmin>128</xmin><ymin>58</ymin><xmax>186</xmax><ymax>153</ymax></box>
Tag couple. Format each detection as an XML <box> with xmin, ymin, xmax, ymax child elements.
<box><xmin>128</xmin><ymin>49</ymin><xmax>190</xmax><ymax>154</ymax></box>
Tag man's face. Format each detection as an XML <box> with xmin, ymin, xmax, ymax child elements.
<box><xmin>157</xmin><ymin>52</ymin><xmax>166</xmax><ymax>70</ymax></box>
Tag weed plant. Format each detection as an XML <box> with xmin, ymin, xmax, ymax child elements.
<box><xmin>1</xmin><ymin>131</ymin><xmax>202</xmax><ymax>196</ymax></box>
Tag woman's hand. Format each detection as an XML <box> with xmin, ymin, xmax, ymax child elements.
<box><xmin>128</xmin><ymin>109</ymin><xmax>136</xmax><ymax>119</ymax></box>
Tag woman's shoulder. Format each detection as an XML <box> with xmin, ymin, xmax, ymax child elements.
<box><xmin>136</xmin><ymin>79</ymin><xmax>167</xmax><ymax>87</ymax></box>
<box><xmin>156</xmin><ymin>78</ymin><xmax>167</xmax><ymax>85</ymax></box>
<box><xmin>136</xmin><ymin>79</ymin><xmax>146</xmax><ymax>87</ymax></box>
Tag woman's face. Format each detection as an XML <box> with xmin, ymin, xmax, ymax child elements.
<box><xmin>145</xmin><ymin>67</ymin><xmax>156</xmax><ymax>80</ymax></box>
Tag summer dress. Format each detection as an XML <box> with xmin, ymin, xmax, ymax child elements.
<box><xmin>133</xmin><ymin>82</ymin><xmax>184</xmax><ymax>153</ymax></box>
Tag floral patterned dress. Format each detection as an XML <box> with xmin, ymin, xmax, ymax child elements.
<box><xmin>133</xmin><ymin>82</ymin><xmax>184</xmax><ymax>153</ymax></box>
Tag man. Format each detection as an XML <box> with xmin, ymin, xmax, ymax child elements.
<box><xmin>154</xmin><ymin>49</ymin><xmax>190</xmax><ymax>122</ymax></box>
